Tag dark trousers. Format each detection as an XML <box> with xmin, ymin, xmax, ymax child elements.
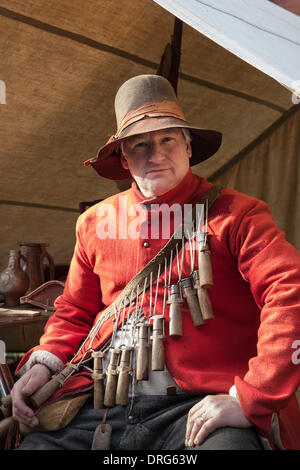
<box><xmin>18</xmin><ymin>394</ymin><xmax>263</xmax><ymax>450</ymax></box>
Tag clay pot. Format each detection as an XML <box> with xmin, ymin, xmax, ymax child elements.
<box><xmin>18</xmin><ymin>242</ymin><xmax>55</xmax><ymax>294</ymax></box>
<box><xmin>0</xmin><ymin>250</ymin><xmax>29</xmax><ymax>307</ymax></box>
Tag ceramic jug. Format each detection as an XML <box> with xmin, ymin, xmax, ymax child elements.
<box><xmin>0</xmin><ymin>250</ymin><xmax>29</xmax><ymax>307</ymax></box>
<box><xmin>18</xmin><ymin>242</ymin><xmax>55</xmax><ymax>294</ymax></box>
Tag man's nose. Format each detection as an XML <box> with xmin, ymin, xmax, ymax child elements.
<box><xmin>148</xmin><ymin>142</ymin><xmax>165</xmax><ymax>163</ymax></box>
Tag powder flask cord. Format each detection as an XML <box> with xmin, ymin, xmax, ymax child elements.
<box><xmin>115</xmin><ymin>346</ymin><xmax>133</xmax><ymax>406</ymax></box>
<box><xmin>136</xmin><ymin>323</ymin><xmax>151</xmax><ymax>381</ymax></box>
<box><xmin>150</xmin><ymin>315</ymin><xmax>166</xmax><ymax>371</ymax></box>
<box><xmin>29</xmin><ymin>363</ymin><xmax>77</xmax><ymax>409</ymax></box>
<box><xmin>103</xmin><ymin>348</ymin><xmax>121</xmax><ymax>408</ymax></box>
<box><xmin>181</xmin><ymin>276</ymin><xmax>204</xmax><ymax>327</ymax></box>
<box><xmin>92</xmin><ymin>351</ymin><xmax>105</xmax><ymax>409</ymax></box>
<box><xmin>167</xmin><ymin>284</ymin><xmax>183</xmax><ymax>337</ymax></box>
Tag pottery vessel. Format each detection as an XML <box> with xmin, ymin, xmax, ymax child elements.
<box><xmin>0</xmin><ymin>250</ymin><xmax>29</xmax><ymax>307</ymax></box>
<box><xmin>18</xmin><ymin>242</ymin><xmax>55</xmax><ymax>294</ymax></box>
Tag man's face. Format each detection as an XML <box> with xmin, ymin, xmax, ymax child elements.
<box><xmin>120</xmin><ymin>128</ymin><xmax>192</xmax><ymax>198</ymax></box>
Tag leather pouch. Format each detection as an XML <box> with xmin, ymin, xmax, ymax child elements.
<box><xmin>20</xmin><ymin>367</ymin><xmax>94</xmax><ymax>436</ymax></box>
<box><xmin>20</xmin><ymin>390</ymin><xmax>92</xmax><ymax>435</ymax></box>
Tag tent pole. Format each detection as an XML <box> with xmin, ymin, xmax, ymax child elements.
<box><xmin>157</xmin><ymin>17</ymin><xmax>183</xmax><ymax>95</ymax></box>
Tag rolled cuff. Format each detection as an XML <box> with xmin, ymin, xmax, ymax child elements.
<box><xmin>16</xmin><ymin>350</ymin><xmax>64</xmax><ymax>376</ymax></box>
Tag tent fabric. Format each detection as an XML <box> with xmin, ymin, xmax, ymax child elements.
<box><xmin>0</xmin><ymin>0</ymin><xmax>297</xmax><ymax>272</ymax></box>
<box><xmin>153</xmin><ymin>0</ymin><xmax>300</xmax><ymax>96</ymax></box>
<box><xmin>211</xmin><ymin>106</ymin><xmax>300</xmax><ymax>252</ymax></box>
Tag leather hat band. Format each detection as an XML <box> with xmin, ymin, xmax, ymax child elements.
<box><xmin>114</xmin><ymin>100</ymin><xmax>186</xmax><ymax>139</ymax></box>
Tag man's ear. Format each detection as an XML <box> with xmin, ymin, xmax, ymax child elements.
<box><xmin>186</xmin><ymin>142</ymin><xmax>192</xmax><ymax>159</ymax></box>
<box><xmin>120</xmin><ymin>153</ymin><xmax>129</xmax><ymax>170</ymax></box>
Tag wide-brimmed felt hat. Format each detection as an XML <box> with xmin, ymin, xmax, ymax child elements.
<box><xmin>84</xmin><ymin>74</ymin><xmax>222</xmax><ymax>180</ymax></box>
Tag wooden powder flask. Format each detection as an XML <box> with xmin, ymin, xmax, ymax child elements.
<box><xmin>103</xmin><ymin>348</ymin><xmax>121</xmax><ymax>408</ymax></box>
<box><xmin>196</xmin><ymin>237</ymin><xmax>214</xmax><ymax>320</ymax></box>
<box><xmin>136</xmin><ymin>323</ymin><xmax>151</xmax><ymax>381</ymax></box>
<box><xmin>167</xmin><ymin>284</ymin><xmax>183</xmax><ymax>337</ymax></box>
<box><xmin>150</xmin><ymin>315</ymin><xmax>166</xmax><ymax>371</ymax></box>
<box><xmin>92</xmin><ymin>351</ymin><xmax>105</xmax><ymax>409</ymax></box>
<box><xmin>192</xmin><ymin>270</ymin><xmax>214</xmax><ymax>320</ymax></box>
<box><xmin>115</xmin><ymin>346</ymin><xmax>133</xmax><ymax>406</ymax></box>
<box><xmin>181</xmin><ymin>276</ymin><xmax>205</xmax><ymax>327</ymax></box>
<box><xmin>198</xmin><ymin>285</ymin><xmax>214</xmax><ymax>320</ymax></box>
<box><xmin>198</xmin><ymin>241</ymin><xmax>213</xmax><ymax>289</ymax></box>
<box><xmin>29</xmin><ymin>363</ymin><xmax>76</xmax><ymax>409</ymax></box>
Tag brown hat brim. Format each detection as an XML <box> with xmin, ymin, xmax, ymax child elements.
<box><xmin>85</xmin><ymin>116</ymin><xmax>222</xmax><ymax>180</ymax></box>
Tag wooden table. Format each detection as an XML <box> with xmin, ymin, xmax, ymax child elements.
<box><xmin>0</xmin><ymin>306</ymin><xmax>52</xmax><ymax>352</ymax></box>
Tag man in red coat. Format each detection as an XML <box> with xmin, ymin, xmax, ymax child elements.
<box><xmin>11</xmin><ymin>75</ymin><xmax>300</xmax><ymax>450</ymax></box>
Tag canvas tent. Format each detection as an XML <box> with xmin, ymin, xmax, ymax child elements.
<box><xmin>0</xmin><ymin>0</ymin><xmax>299</xmax><ymax>275</ymax></box>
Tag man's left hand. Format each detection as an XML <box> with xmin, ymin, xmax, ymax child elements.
<box><xmin>185</xmin><ymin>394</ymin><xmax>252</xmax><ymax>447</ymax></box>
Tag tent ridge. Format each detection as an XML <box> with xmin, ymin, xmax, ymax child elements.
<box><xmin>179</xmin><ymin>72</ymin><xmax>286</xmax><ymax>112</ymax></box>
<box><xmin>208</xmin><ymin>104</ymin><xmax>300</xmax><ymax>181</ymax></box>
<box><xmin>0</xmin><ymin>6</ymin><xmax>158</xmax><ymax>69</ymax></box>
<box><xmin>0</xmin><ymin>200</ymin><xmax>80</xmax><ymax>214</ymax></box>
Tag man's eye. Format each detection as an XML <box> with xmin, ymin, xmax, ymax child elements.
<box><xmin>134</xmin><ymin>142</ymin><xmax>147</xmax><ymax>149</ymax></box>
<box><xmin>162</xmin><ymin>137</ymin><xmax>173</xmax><ymax>143</ymax></box>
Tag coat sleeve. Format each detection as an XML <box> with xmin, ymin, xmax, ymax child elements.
<box><xmin>229</xmin><ymin>195</ymin><xmax>300</xmax><ymax>439</ymax></box>
<box><xmin>16</xmin><ymin>214</ymin><xmax>103</xmax><ymax>373</ymax></box>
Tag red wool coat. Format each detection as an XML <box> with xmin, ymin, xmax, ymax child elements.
<box><xmin>17</xmin><ymin>169</ymin><xmax>300</xmax><ymax>449</ymax></box>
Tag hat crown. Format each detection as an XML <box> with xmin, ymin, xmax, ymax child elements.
<box><xmin>114</xmin><ymin>75</ymin><xmax>178</xmax><ymax>126</ymax></box>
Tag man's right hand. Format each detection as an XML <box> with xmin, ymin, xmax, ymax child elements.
<box><xmin>11</xmin><ymin>363</ymin><xmax>51</xmax><ymax>427</ymax></box>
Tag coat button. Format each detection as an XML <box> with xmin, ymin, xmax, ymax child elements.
<box><xmin>143</xmin><ymin>241</ymin><xmax>150</xmax><ymax>248</ymax></box>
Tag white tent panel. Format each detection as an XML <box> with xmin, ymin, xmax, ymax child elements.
<box><xmin>153</xmin><ymin>0</ymin><xmax>300</xmax><ymax>96</ymax></box>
